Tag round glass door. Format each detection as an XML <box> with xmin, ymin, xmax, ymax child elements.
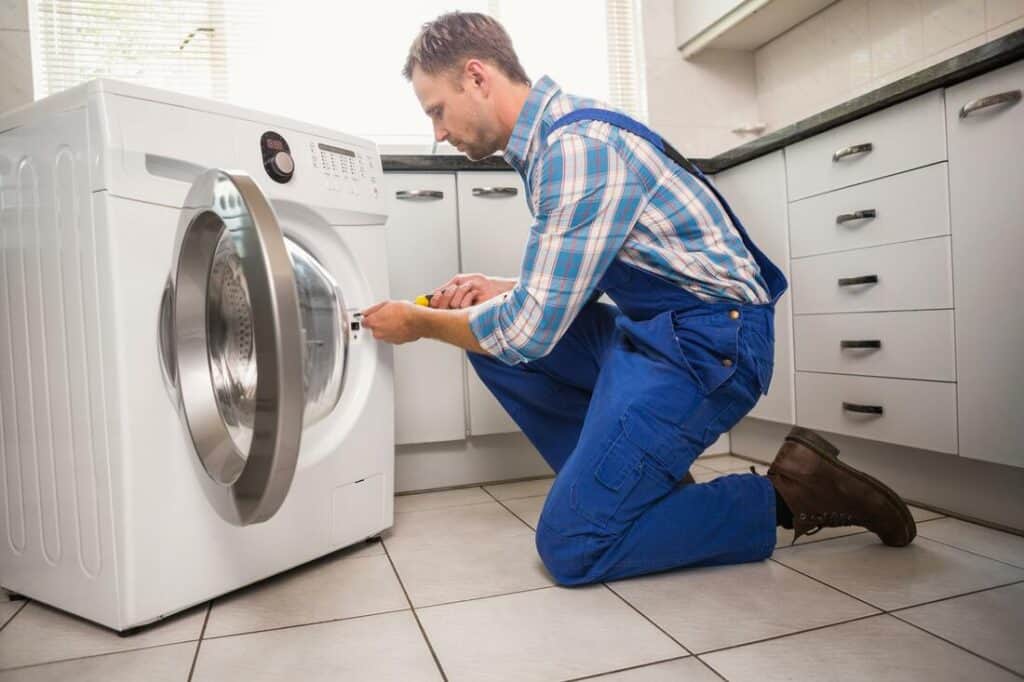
<box><xmin>169</xmin><ymin>169</ymin><xmax>305</xmax><ymax>526</ymax></box>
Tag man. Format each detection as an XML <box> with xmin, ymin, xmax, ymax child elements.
<box><xmin>362</xmin><ymin>12</ymin><xmax>916</xmax><ymax>586</ymax></box>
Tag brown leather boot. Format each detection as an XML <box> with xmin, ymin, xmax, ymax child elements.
<box><xmin>767</xmin><ymin>426</ymin><xmax>916</xmax><ymax>547</ymax></box>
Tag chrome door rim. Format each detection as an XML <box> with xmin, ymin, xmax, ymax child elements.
<box><xmin>169</xmin><ymin>169</ymin><xmax>305</xmax><ymax>526</ymax></box>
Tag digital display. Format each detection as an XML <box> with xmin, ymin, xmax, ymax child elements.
<box><xmin>266</xmin><ymin>138</ymin><xmax>285</xmax><ymax>151</ymax></box>
<box><xmin>318</xmin><ymin>143</ymin><xmax>356</xmax><ymax>157</ymax></box>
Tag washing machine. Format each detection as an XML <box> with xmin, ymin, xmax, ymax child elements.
<box><xmin>0</xmin><ymin>79</ymin><xmax>394</xmax><ymax>632</ymax></box>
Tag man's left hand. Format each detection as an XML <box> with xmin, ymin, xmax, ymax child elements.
<box><xmin>361</xmin><ymin>301</ymin><xmax>422</xmax><ymax>344</ymax></box>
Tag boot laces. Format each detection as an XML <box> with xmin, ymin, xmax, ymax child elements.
<box><xmin>799</xmin><ymin>511</ymin><xmax>859</xmax><ymax>535</ymax></box>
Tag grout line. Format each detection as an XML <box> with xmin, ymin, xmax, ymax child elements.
<box><xmin>481</xmin><ymin>485</ymin><xmax>541</xmax><ymax>532</ymax></box>
<box><xmin>561</xmin><ymin>654</ymin><xmax>696</xmax><ymax>682</ymax></box>
<box><xmin>411</xmin><ymin>585</ymin><xmax>558</xmax><ymax>612</ymax></box>
<box><xmin>198</xmin><ymin>606</ymin><xmax>413</xmax><ymax>642</ymax></box>
<box><xmin>0</xmin><ymin>638</ymin><xmax>202</xmax><ymax>674</ymax></box>
<box><xmin>186</xmin><ymin>602</ymin><xmax>212</xmax><ymax>682</ymax></box>
<box><xmin>694</xmin><ymin>612</ymin><xmax>883</xmax><ymax>658</ymax></box>
<box><xmin>767</xmin><ymin>556</ymin><xmax>885</xmax><ymax>611</ymax></box>
<box><xmin>887</xmin><ymin>610</ymin><xmax>1024</xmax><ymax>680</ymax></box>
<box><xmin>912</xmin><ymin>532</ymin><xmax>1024</xmax><ymax>570</ymax></box>
<box><xmin>885</xmin><ymin>578</ymin><xmax>1024</xmax><ymax>616</ymax></box>
<box><xmin>379</xmin><ymin>540</ymin><xmax>449</xmax><ymax>682</ymax></box>
<box><xmin>0</xmin><ymin>599</ymin><xmax>28</xmax><ymax>633</ymax></box>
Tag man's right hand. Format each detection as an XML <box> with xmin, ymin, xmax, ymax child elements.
<box><xmin>430</xmin><ymin>273</ymin><xmax>516</xmax><ymax>309</ymax></box>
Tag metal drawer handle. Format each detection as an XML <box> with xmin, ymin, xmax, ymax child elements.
<box><xmin>843</xmin><ymin>401</ymin><xmax>884</xmax><ymax>416</ymax></box>
<box><xmin>395</xmin><ymin>189</ymin><xmax>444</xmax><ymax>201</ymax></box>
<box><xmin>838</xmin><ymin>274</ymin><xmax>879</xmax><ymax>287</ymax></box>
<box><xmin>836</xmin><ymin>209</ymin><xmax>877</xmax><ymax>224</ymax></box>
<box><xmin>832</xmin><ymin>143</ymin><xmax>873</xmax><ymax>162</ymax></box>
<box><xmin>472</xmin><ymin>186</ymin><xmax>518</xmax><ymax>197</ymax></box>
<box><xmin>840</xmin><ymin>339</ymin><xmax>882</xmax><ymax>350</ymax></box>
<box><xmin>959</xmin><ymin>90</ymin><xmax>1022</xmax><ymax>119</ymax></box>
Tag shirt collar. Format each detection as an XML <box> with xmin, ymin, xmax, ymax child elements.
<box><xmin>502</xmin><ymin>75</ymin><xmax>561</xmax><ymax>175</ymax></box>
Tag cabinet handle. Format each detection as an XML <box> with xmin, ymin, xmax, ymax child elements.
<box><xmin>958</xmin><ymin>90</ymin><xmax>1022</xmax><ymax>119</ymax></box>
<box><xmin>837</xmin><ymin>274</ymin><xmax>879</xmax><ymax>287</ymax></box>
<box><xmin>843</xmin><ymin>401</ymin><xmax>884</xmax><ymax>415</ymax></box>
<box><xmin>832</xmin><ymin>143</ymin><xmax>873</xmax><ymax>162</ymax></box>
<box><xmin>840</xmin><ymin>339</ymin><xmax>882</xmax><ymax>350</ymax></box>
<box><xmin>395</xmin><ymin>189</ymin><xmax>444</xmax><ymax>201</ymax></box>
<box><xmin>836</xmin><ymin>209</ymin><xmax>877</xmax><ymax>224</ymax></box>
<box><xmin>472</xmin><ymin>186</ymin><xmax>518</xmax><ymax>197</ymax></box>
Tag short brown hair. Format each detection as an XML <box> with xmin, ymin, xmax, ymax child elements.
<box><xmin>403</xmin><ymin>12</ymin><xmax>530</xmax><ymax>86</ymax></box>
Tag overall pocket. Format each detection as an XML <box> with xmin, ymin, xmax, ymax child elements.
<box><xmin>671</xmin><ymin>308</ymin><xmax>741</xmax><ymax>395</ymax></box>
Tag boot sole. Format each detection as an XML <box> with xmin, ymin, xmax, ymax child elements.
<box><xmin>803</xmin><ymin>440</ymin><xmax>916</xmax><ymax>547</ymax></box>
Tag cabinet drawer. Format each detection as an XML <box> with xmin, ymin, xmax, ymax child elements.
<box><xmin>794</xmin><ymin>310</ymin><xmax>956</xmax><ymax>381</ymax></box>
<box><xmin>788</xmin><ymin>163</ymin><xmax>950</xmax><ymax>258</ymax></box>
<box><xmin>791</xmin><ymin>237</ymin><xmax>953</xmax><ymax>314</ymax></box>
<box><xmin>795</xmin><ymin>372</ymin><xmax>957</xmax><ymax>454</ymax></box>
<box><xmin>785</xmin><ymin>90</ymin><xmax>947</xmax><ymax>200</ymax></box>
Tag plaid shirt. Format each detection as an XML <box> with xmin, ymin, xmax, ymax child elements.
<box><xmin>468</xmin><ymin>76</ymin><xmax>770</xmax><ymax>365</ymax></box>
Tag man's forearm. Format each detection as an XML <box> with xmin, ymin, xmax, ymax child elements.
<box><xmin>413</xmin><ymin>306</ymin><xmax>488</xmax><ymax>355</ymax></box>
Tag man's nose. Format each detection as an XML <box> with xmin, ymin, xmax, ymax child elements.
<box><xmin>433</xmin><ymin>124</ymin><xmax>448</xmax><ymax>143</ymax></box>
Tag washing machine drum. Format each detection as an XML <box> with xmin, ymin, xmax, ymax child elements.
<box><xmin>161</xmin><ymin>169</ymin><xmax>350</xmax><ymax>525</ymax></box>
<box><xmin>206</xmin><ymin>234</ymin><xmax>346</xmax><ymax>455</ymax></box>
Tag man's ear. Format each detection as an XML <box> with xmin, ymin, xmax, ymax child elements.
<box><xmin>464</xmin><ymin>59</ymin><xmax>489</xmax><ymax>92</ymax></box>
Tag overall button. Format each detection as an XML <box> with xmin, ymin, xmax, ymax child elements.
<box><xmin>728</xmin><ymin>309</ymin><xmax>740</xmax><ymax>320</ymax></box>
<box><xmin>721</xmin><ymin>358</ymin><xmax>734</xmax><ymax>367</ymax></box>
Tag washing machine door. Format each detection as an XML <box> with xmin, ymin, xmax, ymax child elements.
<box><xmin>167</xmin><ymin>169</ymin><xmax>305</xmax><ymax>526</ymax></box>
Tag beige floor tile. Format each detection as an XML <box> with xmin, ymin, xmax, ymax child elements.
<box><xmin>699</xmin><ymin>455</ymin><xmax>760</xmax><ymax>473</ymax></box>
<box><xmin>484</xmin><ymin>477</ymin><xmax>554</xmax><ymax>501</ymax></box>
<box><xmin>0</xmin><ymin>601</ymin><xmax>206</xmax><ymax>670</ymax></box>
<box><xmin>897</xmin><ymin>582</ymin><xmax>1024</xmax><ymax>675</ymax></box>
<box><xmin>916</xmin><ymin>518</ymin><xmax>1024</xmax><ymax>568</ymax></box>
<box><xmin>503</xmin><ymin>496</ymin><xmax>545</xmax><ymax>529</ymax></box>
<box><xmin>702</xmin><ymin>614</ymin><xmax>1019</xmax><ymax>681</ymax></box>
<box><xmin>585</xmin><ymin>656</ymin><xmax>719</xmax><ymax>681</ymax></box>
<box><xmin>691</xmin><ymin>469</ymin><xmax>721</xmax><ymax>484</ymax></box>
<box><xmin>0</xmin><ymin>603</ymin><xmax>22</xmax><ymax>630</ymax></box>
<box><xmin>909</xmin><ymin>505</ymin><xmax>945</xmax><ymax>523</ymax></box>
<box><xmin>608</xmin><ymin>560</ymin><xmax>878</xmax><ymax>653</ymax></box>
<box><xmin>0</xmin><ymin>641</ymin><xmax>196</xmax><ymax>682</ymax></box>
<box><xmin>204</xmin><ymin>552</ymin><xmax>408</xmax><ymax>639</ymax></box>
<box><xmin>383</xmin><ymin>501</ymin><xmax>529</xmax><ymax>554</ymax></box>
<box><xmin>387</xmin><ymin>530</ymin><xmax>553</xmax><ymax>607</ymax></box>
<box><xmin>193</xmin><ymin>610</ymin><xmax>441</xmax><ymax>682</ymax></box>
<box><xmin>395</xmin><ymin>487</ymin><xmax>492</xmax><ymax>513</ymax></box>
<box><xmin>773</xmin><ymin>534</ymin><xmax>1024</xmax><ymax>610</ymax></box>
<box><xmin>417</xmin><ymin>585</ymin><xmax>685</xmax><ymax>682</ymax></box>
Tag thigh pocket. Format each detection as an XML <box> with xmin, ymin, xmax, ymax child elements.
<box><xmin>570</xmin><ymin>417</ymin><xmax>674</xmax><ymax>533</ymax></box>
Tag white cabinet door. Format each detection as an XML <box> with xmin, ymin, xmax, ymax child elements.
<box><xmin>456</xmin><ymin>171</ymin><xmax>533</xmax><ymax>436</ymax></box>
<box><xmin>713</xmin><ymin>151</ymin><xmax>795</xmax><ymax>424</ymax></box>
<box><xmin>946</xmin><ymin>61</ymin><xmax>1024</xmax><ymax>468</ymax></box>
<box><xmin>383</xmin><ymin>173</ymin><xmax>467</xmax><ymax>445</ymax></box>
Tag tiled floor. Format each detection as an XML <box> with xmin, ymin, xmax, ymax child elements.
<box><xmin>2</xmin><ymin>454</ymin><xmax>1023</xmax><ymax>681</ymax></box>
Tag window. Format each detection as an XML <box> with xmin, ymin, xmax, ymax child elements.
<box><xmin>32</xmin><ymin>1</ymin><xmax>647</xmax><ymax>148</ymax></box>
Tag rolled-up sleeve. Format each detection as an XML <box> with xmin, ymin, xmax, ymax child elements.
<box><xmin>468</xmin><ymin>134</ymin><xmax>646</xmax><ymax>365</ymax></box>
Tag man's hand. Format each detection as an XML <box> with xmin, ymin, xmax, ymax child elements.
<box><xmin>361</xmin><ymin>301</ymin><xmax>423</xmax><ymax>344</ymax></box>
<box><xmin>430</xmin><ymin>273</ymin><xmax>516</xmax><ymax>309</ymax></box>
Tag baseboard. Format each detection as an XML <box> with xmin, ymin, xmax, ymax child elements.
<box><xmin>730</xmin><ymin>417</ymin><xmax>1024</xmax><ymax>533</ymax></box>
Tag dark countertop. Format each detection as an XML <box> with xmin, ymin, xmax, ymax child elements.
<box><xmin>382</xmin><ymin>28</ymin><xmax>1023</xmax><ymax>175</ymax></box>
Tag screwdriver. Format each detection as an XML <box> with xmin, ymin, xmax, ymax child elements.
<box><xmin>413</xmin><ymin>294</ymin><xmax>434</xmax><ymax>307</ymax></box>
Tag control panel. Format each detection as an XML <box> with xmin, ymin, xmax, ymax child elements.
<box><xmin>261</xmin><ymin>131</ymin><xmax>295</xmax><ymax>183</ymax></box>
<box><xmin>309</xmin><ymin>140</ymin><xmax>380</xmax><ymax>200</ymax></box>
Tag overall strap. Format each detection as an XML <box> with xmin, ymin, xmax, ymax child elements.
<box><xmin>547</xmin><ymin>107</ymin><xmax>788</xmax><ymax>304</ymax></box>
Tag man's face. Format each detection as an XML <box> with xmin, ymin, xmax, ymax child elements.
<box><xmin>412</xmin><ymin>64</ymin><xmax>501</xmax><ymax>161</ymax></box>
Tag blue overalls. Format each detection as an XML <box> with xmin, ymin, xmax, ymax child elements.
<box><xmin>468</xmin><ymin>109</ymin><xmax>789</xmax><ymax>585</ymax></box>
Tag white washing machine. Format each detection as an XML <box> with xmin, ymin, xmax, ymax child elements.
<box><xmin>0</xmin><ymin>79</ymin><xmax>394</xmax><ymax>632</ymax></box>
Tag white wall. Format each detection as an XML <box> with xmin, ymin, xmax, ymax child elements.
<box><xmin>754</xmin><ymin>0</ymin><xmax>1024</xmax><ymax>133</ymax></box>
<box><xmin>0</xmin><ymin>0</ymin><xmax>32</xmax><ymax>114</ymax></box>
<box><xmin>641</xmin><ymin>0</ymin><xmax>763</xmax><ymax>157</ymax></box>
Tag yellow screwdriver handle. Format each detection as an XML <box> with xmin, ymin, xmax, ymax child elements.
<box><xmin>414</xmin><ymin>294</ymin><xmax>433</xmax><ymax>307</ymax></box>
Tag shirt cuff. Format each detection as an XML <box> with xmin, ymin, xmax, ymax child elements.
<box><xmin>467</xmin><ymin>292</ymin><xmax>523</xmax><ymax>365</ymax></box>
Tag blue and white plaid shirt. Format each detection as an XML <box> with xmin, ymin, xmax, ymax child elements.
<box><xmin>468</xmin><ymin>76</ymin><xmax>770</xmax><ymax>365</ymax></box>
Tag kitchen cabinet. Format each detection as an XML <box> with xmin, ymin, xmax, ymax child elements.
<box><xmin>456</xmin><ymin>171</ymin><xmax>534</xmax><ymax>436</ymax></box>
<box><xmin>674</xmin><ymin>0</ymin><xmax>834</xmax><ymax>58</ymax></box>
<box><xmin>383</xmin><ymin>173</ymin><xmax>467</xmax><ymax>445</ymax></box>
<box><xmin>945</xmin><ymin>60</ymin><xmax>1024</xmax><ymax>468</ymax></box>
<box><xmin>713</xmin><ymin>151</ymin><xmax>795</xmax><ymax>424</ymax></box>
